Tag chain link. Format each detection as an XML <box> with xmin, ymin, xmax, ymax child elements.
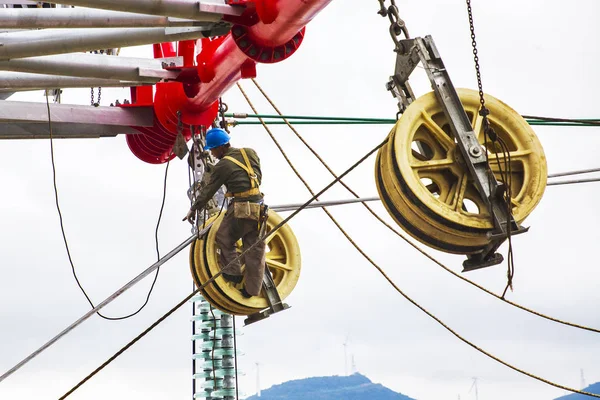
<box><xmin>466</xmin><ymin>0</ymin><xmax>489</xmax><ymax>116</ymax></box>
<box><xmin>90</xmin><ymin>87</ymin><xmax>101</xmax><ymax>107</ymax></box>
<box><xmin>377</xmin><ymin>0</ymin><xmax>409</xmax><ymax>50</ymax></box>
<box><xmin>218</xmin><ymin>98</ymin><xmax>229</xmax><ymax>132</ymax></box>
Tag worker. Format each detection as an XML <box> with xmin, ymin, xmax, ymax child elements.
<box><xmin>183</xmin><ymin>128</ymin><xmax>265</xmax><ymax>298</ymax></box>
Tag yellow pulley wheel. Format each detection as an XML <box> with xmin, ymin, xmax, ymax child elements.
<box><xmin>376</xmin><ymin>88</ymin><xmax>547</xmax><ymax>253</ymax></box>
<box><xmin>190</xmin><ymin>210</ymin><xmax>301</xmax><ymax>315</ymax></box>
<box><xmin>376</xmin><ymin>137</ymin><xmax>488</xmax><ymax>254</ymax></box>
<box><xmin>196</xmin><ymin>229</ymin><xmax>257</xmax><ymax>315</ymax></box>
<box><xmin>189</xmin><ymin>238</ymin><xmax>241</xmax><ymax>315</ymax></box>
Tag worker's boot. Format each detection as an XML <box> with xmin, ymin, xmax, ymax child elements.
<box><xmin>222</xmin><ymin>273</ymin><xmax>243</xmax><ymax>284</ymax></box>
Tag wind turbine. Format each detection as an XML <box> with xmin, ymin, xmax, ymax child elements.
<box><xmin>342</xmin><ymin>336</ymin><xmax>349</xmax><ymax>376</ymax></box>
<box><xmin>469</xmin><ymin>377</ymin><xmax>479</xmax><ymax>400</ymax></box>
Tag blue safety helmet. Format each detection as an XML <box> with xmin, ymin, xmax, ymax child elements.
<box><xmin>204</xmin><ymin>128</ymin><xmax>230</xmax><ymax>150</ymax></box>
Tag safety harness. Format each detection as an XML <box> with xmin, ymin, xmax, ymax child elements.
<box><xmin>223</xmin><ymin>148</ymin><xmax>261</xmax><ymax>198</ymax></box>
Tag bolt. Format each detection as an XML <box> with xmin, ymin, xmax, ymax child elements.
<box><xmin>469</xmin><ymin>145</ymin><xmax>483</xmax><ymax>158</ymax></box>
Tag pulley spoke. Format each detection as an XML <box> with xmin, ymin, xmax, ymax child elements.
<box><xmin>472</xmin><ymin>110</ymin><xmax>485</xmax><ymax>143</ymax></box>
<box><xmin>264</xmin><ymin>232</ymin><xmax>277</xmax><ymax>245</ymax></box>
<box><xmin>419</xmin><ymin>111</ymin><xmax>455</xmax><ymax>150</ymax></box>
<box><xmin>266</xmin><ymin>259</ymin><xmax>293</xmax><ymax>272</ymax></box>
<box><xmin>452</xmin><ymin>174</ymin><xmax>469</xmax><ymax>211</ymax></box>
<box><xmin>410</xmin><ymin>158</ymin><xmax>455</xmax><ymax>172</ymax></box>
<box><xmin>266</xmin><ymin>253</ymin><xmax>286</xmax><ymax>261</ymax></box>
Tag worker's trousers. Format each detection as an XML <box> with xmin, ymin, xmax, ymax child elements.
<box><xmin>215</xmin><ymin>206</ymin><xmax>266</xmax><ymax>296</ymax></box>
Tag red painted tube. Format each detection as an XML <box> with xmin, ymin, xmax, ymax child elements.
<box><xmin>128</xmin><ymin>0</ymin><xmax>333</xmax><ymax>164</ymax></box>
<box><xmin>188</xmin><ymin>0</ymin><xmax>333</xmax><ymax>110</ymax></box>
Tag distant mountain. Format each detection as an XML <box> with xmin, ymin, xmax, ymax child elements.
<box><xmin>555</xmin><ymin>382</ymin><xmax>600</xmax><ymax>399</ymax></box>
<box><xmin>245</xmin><ymin>373</ymin><xmax>415</xmax><ymax>400</ymax></box>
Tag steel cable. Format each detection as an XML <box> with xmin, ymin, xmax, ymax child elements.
<box><xmin>45</xmin><ymin>92</ymin><xmax>169</xmax><ymax>321</ymax></box>
<box><xmin>250</xmin><ymin>78</ymin><xmax>600</xmax><ymax>333</ymax></box>
<box><xmin>245</xmin><ymin>78</ymin><xmax>600</xmax><ymax>397</ymax></box>
<box><xmin>55</xmin><ymin>136</ymin><xmax>388</xmax><ymax>398</ymax></box>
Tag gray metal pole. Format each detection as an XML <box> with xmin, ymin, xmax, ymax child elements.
<box><xmin>0</xmin><ymin>228</ymin><xmax>211</xmax><ymax>384</ymax></box>
<box><xmin>0</xmin><ymin>194</ymin><xmax>381</xmax><ymax>383</ymax></box>
<box><xmin>547</xmin><ymin>177</ymin><xmax>600</xmax><ymax>186</ymax></box>
<box><xmin>0</xmin><ymin>8</ymin><xmax>210</xmax><ymax>29</ymax></box>
<box><xmin>0</xmin><ymin>122</ymin><xmax>137</xmax><ymax>139</ymax></box>
<box><xmin>272</xmin><ymin>196</ymin><xmax>381</xmax><ymax>212</ymax></box>
<box><xmin>0</xmin><ymin>71</ymin><xmax>143</xmax><ymax>90</ymax></box>
<box><xmin>0</xmin><ymin>54</ymin><xmax>181</xmax><ymax>82</ymax></box>
<box><xmin>0</xmin><ymin>99</ymin><xmax>154</xmax><ymax>126</ymax></box>
<box><xmin>49</xmin><ymin>0</ymin><xmax>242</xmax><ymax>21</ymax></box>
<box><xmin>548</xmin><ymin>168</ymin><xmax>600</xmax><ymax>179</ymax></box>
<box><xmin>0</xmin><ymin>27</ymin><xmax>227</xmax><ymax>60</ymax></box>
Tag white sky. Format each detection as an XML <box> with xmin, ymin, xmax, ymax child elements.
<box><xmin>1</xmin><ymin>1</ymin><xmax>600</xmax><ymax>400</ymax></box>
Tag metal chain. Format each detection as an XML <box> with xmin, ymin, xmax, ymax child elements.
<box><xmin>90</xmin><ymin>87</ymin><xmax>101</xmax><ymax>107</ymax></box>
<box><xmin>219</xmin><ymin>97</ymin><xmax>229</xmax><ymax>132</ymax></box>
<box><xmin>465</xmin><ymin>0</ymin><xmax>491</xmax><ymax>122</ymax></box>
<box><xmin>377</xmin><ymin>0</ymin><xmax>410</xmax><ymax>50</ymax></box>
<box><xmin>466</xmin><ymin>0</ymin><xmax>515</xmax><ymax>294</ymax></box>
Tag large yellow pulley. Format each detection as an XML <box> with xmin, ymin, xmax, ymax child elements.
<box><xmin>189</xmin><ymin>210</ymin><xmax>301</xmax><ymax>316</ymax></box>
<box><xmin>376</xmin><ymin>88</ymin><xmax>547</xmax><ymax>254</ymax></box>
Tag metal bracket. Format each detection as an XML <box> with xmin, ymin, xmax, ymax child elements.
<box><xmin>386</xmin><ymin>38</ymin><xmax>419</xmax><ymax>114</ymax></box>
<box><xmin>244</xmin><ymin>268</ymin><xmax>290</xmax><ymax>326</ymax></box>
<box><xmin>390</xmin><ymin>35</ymin><xmax>525</xmax><ymax>271</ymax></box>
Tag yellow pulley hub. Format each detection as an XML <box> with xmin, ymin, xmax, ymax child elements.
<box><xmin>190</xmin><ymin>210</ymin><xmax>301</xmax><ymax>316</ymax></box>
<box><xmin>376</xmin><ymin>88</ymin><xmax>547</xmax><ymax>254</ymax></box>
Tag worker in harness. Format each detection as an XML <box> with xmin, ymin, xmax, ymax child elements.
<box><xmin>183</xmin><ymin>128</ymin><xmax>266</xmax><ymax>298</ymax></box>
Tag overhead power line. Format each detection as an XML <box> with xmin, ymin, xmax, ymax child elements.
<box><xmin>2</xmin><ymin>136</ymin><xmax>386</xmax><ymax>387</ymax></box>
<box><xmin>547</xmin><ymin>177</ymin><xmax>600</xmax><ymax>186</ymax></box>
<box><xmin>243</xmin><ymin>77</ymin><xmax>600</xmax><ymax>398</ymax></box>
<box><xmin>0</xmin><ymin>230</ymin><xmax>207</xmax><ymax>384</ymax></box>
<box><xmin>57</xmin><ymin>138</ymin><xmax>387</xmax><ymax>398</ymax></box>
<box><xmin>45</xmin><ymin>91</ymin><xmax>171</xmax><ymax>321</ymax></box>
<box><xmin>227</xmin><ymin>112</ymin><xmax>600</xmax><ymax>127</ymax></box>
<box><xmin>548</xmin><ymin>167</ymin><xmax>600</xmax><ymax>178</ymax></box>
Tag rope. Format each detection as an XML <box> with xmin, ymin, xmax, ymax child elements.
<box><xmin>45</xmin><ymin>92</ymin><xmax>168</xmax><ymax>321</ymax></box>
<box><xmin>57</xmin><ymin>136</ymin><xmax>387</xmax><ymax>398</ymax></box>
<box><xmin>245</xmin><ymin>79</ymin><xmax>600</xmax><ymax>398</ymax></box>
<box><xmin>59</xmin><ymin>290</ymin><xmax>199</xmax><ymax>400</ymax></box>
<box><xmin>250</xmin><ymin>78</ymin><xmax>600</xmax><ymax>333</ymax></box>
<box><xmin>252</xmin><ymin>79</ymin><xmax>600</xmax><ymax>333</ymax></box>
